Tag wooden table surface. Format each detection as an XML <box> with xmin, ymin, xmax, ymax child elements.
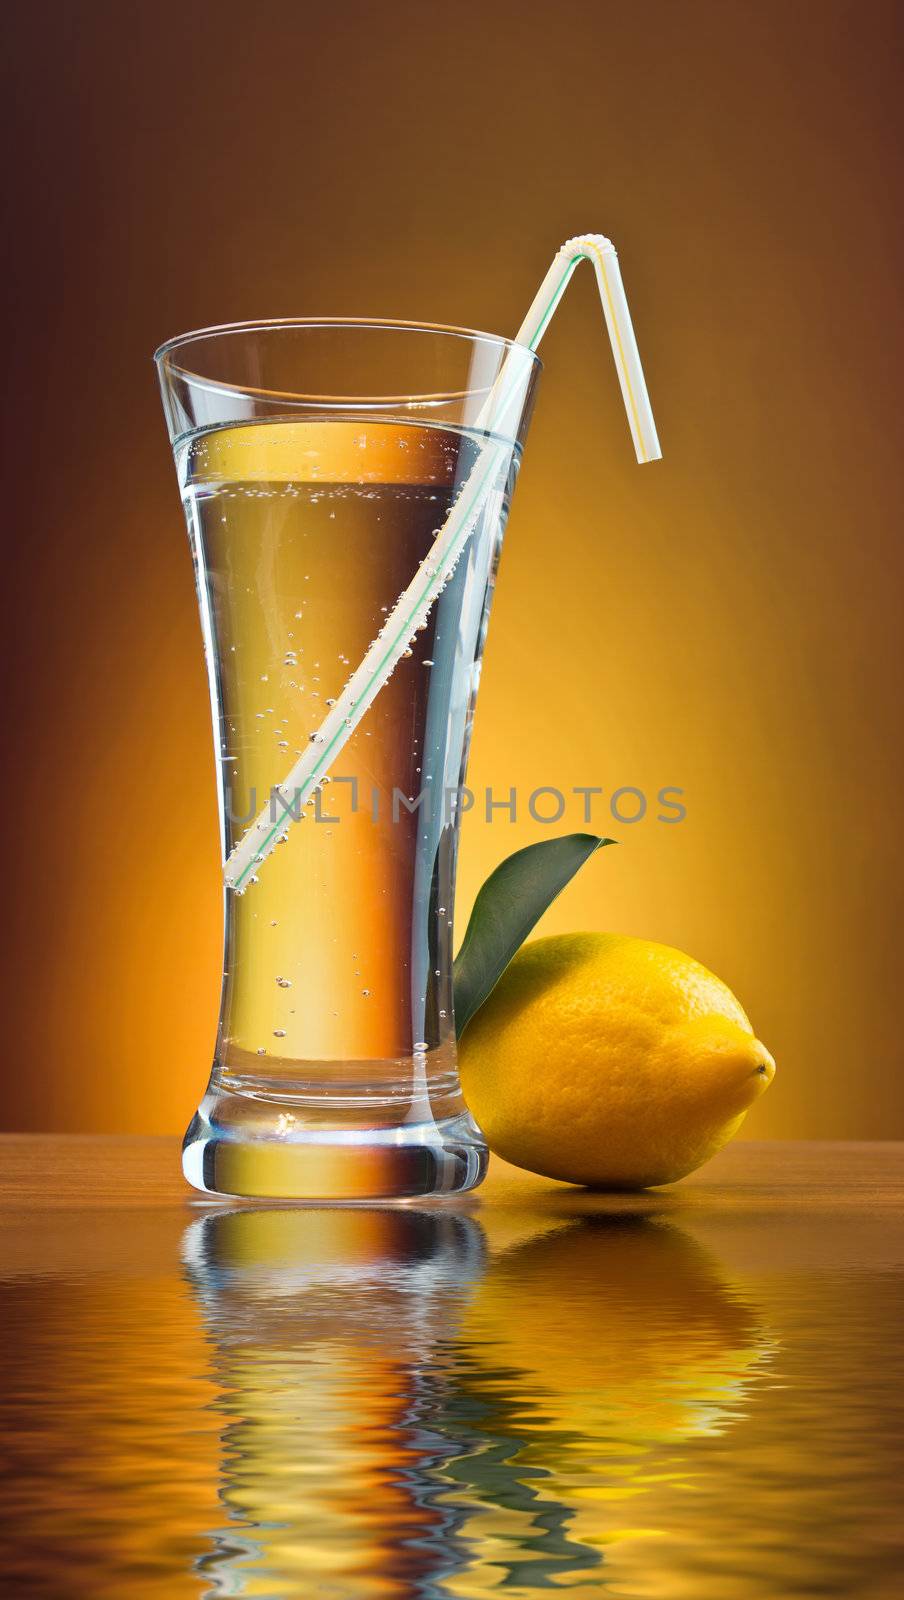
<box><xmin>1</xmin><ymin>1134</ymin><xmax>901</xmax><ymax>1215</ymax></box>
<box><xmin>1</xmin><ymin>1136</ymin><xmax>902</xmax><ymax>1599</ymax></box>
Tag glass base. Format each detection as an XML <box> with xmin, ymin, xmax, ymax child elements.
<box><xmin>182</xmin><ymin>1087</ymin><xmax>488</xmax><ymax>1202</ymax></box>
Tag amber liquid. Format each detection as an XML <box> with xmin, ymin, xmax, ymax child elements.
<box><xmin>179</xmin><ymin>416</ymin><xmax>511</xmax><ymax>1132</ymax></box>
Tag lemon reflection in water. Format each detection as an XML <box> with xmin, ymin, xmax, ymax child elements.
<box><xmin>447</xmin><ymin>1216</ymin><xmax>773</xmax><ymax>1596</ymax></box>
<box><xmin>185</xmin><ymin>1206</ymin><xmax>772</xmax><ymax>1597</ymax></box>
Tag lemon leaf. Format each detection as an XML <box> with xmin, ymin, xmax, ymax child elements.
<box><xmin>453</xmin><ymin>834</ymin><xmax>613</xmax><ymax>1036</ymax></box>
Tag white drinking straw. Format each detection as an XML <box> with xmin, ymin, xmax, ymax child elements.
<box><xmin>224</xmin><ymin>234</ymin><xmax>660</xmax><ymax>891</ymax></box>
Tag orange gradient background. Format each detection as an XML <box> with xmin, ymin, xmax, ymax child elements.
<box><xmin>2</xmin><ymin>0</ymin><xmax>901</xmax><ymax>1137</ymax></box>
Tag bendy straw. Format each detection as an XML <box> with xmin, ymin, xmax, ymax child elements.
<box><xmin>224</xmin><ymin>234</ymin><xmax>659</xmax><ymax>892</ymax></box>
<box><xmin>514</xmin><ymin>234</ymin><xmax>660</xmax><ymax>463</ymax></box>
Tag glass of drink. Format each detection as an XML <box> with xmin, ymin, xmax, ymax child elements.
<box><xmin>156</xmin><ymin>319</ymin><xmax>539</xmax><ymax>1200</ymax></box>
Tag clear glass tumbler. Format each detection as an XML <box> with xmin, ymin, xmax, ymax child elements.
<box><xmin>156</xmin><ymin>320</ymin><xmax>539</xmax><ymax>1200</ymax></box>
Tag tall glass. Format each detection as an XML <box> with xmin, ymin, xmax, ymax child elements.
<box><xmin>156</xmin><ymin>320</ymin><xmax>540</xmax><ymax>1200</ymax></box>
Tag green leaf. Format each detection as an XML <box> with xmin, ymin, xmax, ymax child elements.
<box><xmin>453</xmin><ymin>833</ymin><xmax>613</xmax><ymax>1036</ymax></box>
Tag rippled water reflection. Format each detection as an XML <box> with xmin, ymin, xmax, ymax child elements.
<box><xmin>1</xmin><ymin>1179</ymin><xmax>902</xmax><ymax>1597</ymax></box>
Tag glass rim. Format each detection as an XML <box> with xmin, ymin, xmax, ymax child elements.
<box><xmin>154</xmin><ymin>315</ymin><xmax>541</xmax><ymax>365</ymax></box>
<box><xmin>154</xmin><ymin>316</ymin><xmax>542</xmax><ymax>409</ymax></box>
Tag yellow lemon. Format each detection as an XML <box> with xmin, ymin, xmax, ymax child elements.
<box><xmin>459</xmin><ymin>933</ymin><xmax>775</xmax><ymax>1187</ymax></box>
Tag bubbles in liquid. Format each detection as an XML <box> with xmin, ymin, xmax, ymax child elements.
<box><xmin>273</xmin><ymin>1028</ymin><xmax>287</xmax><ymax>1038</ymax></box>
<box><xmin>275</xmin><ymin>976</ymin><xmax>292</xmax><ymax>989</ymax></box>
<box><xmin>201</xmin><ymin>429</ymin><xmax>504</xmax><ymax>1064</ymax></box>
<box><xmin>362</xmin><ymin>989</ymin><xmax>372</xmax><ymax>998</ymax></box>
